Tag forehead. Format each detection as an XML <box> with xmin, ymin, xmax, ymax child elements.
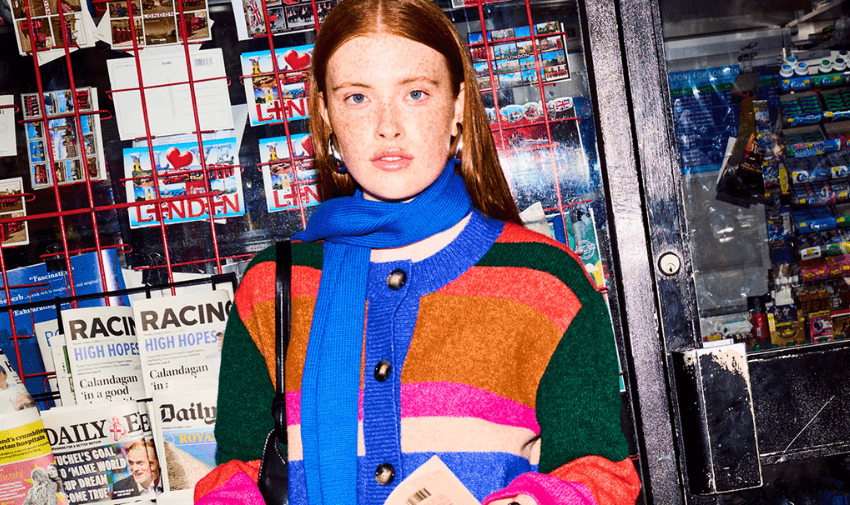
<box><xmin>326</xmin><ymin>33</ymin><xmax>450</xmax><ymax>84</ymax></box>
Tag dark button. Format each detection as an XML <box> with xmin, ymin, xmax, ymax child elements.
<box><xmin>375</xmin><ymin>463</ymin><xmax>395</xmax><ymax>485</ymax></box>
<box><xmin>387</xmin><ymin>269</ymin><xmax>407</xmax><ymax>290</ymax></box>
<box><xmin>374</xmin><ymin>360</ymin><xmax>392</xmax><ymax>382</ymax></box>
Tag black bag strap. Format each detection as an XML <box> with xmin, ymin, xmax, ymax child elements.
<box><xmin>273</xmin><ymin>239</ymin><xmax>291</xmax><ymax>442</ymax></box>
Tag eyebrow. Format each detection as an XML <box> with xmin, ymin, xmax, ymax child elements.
<box><xmin>331</xmin><ymin>76</ymin><xmax>440</xmax><ymax>92</ymax></box>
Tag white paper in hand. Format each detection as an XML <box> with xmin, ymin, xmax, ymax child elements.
<box><xmin>383</xmin><ymin>455</ymin><xmax>481</xmax><ymax>505</ymax></box>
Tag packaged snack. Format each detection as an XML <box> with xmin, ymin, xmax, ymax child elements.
<box><xmin>808</xmin><ymin>309</ymin><xmax>833</xmax><ymax>342</ymax></box>
<box><xmin>830</xmin><ymin>308</ymin><xmax>850</xmax><ymax>339</ymax></box>
<box><xmin>793</xmin><ymin>206</ymin><xmax>836</xmax><ymax>233</ymax></box>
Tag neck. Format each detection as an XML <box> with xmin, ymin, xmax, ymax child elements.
<box><xmin>371</xmin><ymin>213</ymin><xmax>471</xmax><ymax>263</ymax></box>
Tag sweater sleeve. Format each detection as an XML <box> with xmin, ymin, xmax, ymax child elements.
<box><xmin>530</xmin><ymin>265</ymin><xmax>640</xmax><ymax>504</ymax></box>
<box><xmin>537</xmin><ymin>279</ymin><xmax>628</xmax><ymax>469</ymax></box>
<box><xmin>214</xmin><ymin>262</ymin><xmax>276</xmax><ymax>465</ymax></box>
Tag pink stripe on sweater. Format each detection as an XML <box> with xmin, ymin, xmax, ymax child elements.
<box><xmin>401</xmin><ymin>382</ymin><xmax>539</xmax><ymax>432</ymax></box>
<box><xmin>286</xmin><ymin>382</ymin><xmax>539</xmax><ymax>433</ymax></box>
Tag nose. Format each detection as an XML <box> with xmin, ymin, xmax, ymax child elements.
<box><xmin>375</xmin><ymin>102</ymin><xmax>402</xmax><ymax>139</ymax></box>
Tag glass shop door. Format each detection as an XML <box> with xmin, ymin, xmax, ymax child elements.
<box><xmin>439</xmin><ymin>1</ymin><xmax>657</xmax><ymax>503</ymax></box>
<box><xmin>619</xmin><ymin>0</ymin><xmax>850</xmax><ymax>503</ymax></box>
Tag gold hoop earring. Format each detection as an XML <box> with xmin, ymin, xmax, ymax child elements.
<box><xmin>328</xmin><ymin>134</ymin><xmax>347</xmax><ymax>174</ymax></box>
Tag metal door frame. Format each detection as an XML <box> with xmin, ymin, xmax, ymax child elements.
<box><xmin>578</xmin><ymin>0</ymin><xmax>696</xmax><ymax>502</ymax></box>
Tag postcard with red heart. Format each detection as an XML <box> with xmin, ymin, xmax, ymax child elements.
<box><xmin>258</xmin><ymin>133</ymin><xmax>322</xmax><ymax>213</ymax></box>
<box><xmin>241</xmin><ymin>45</ymin><xmax>313</xmax><ymax>127</ymax></box>
<box><xmin>122</xmin><ymin>138</ymin><xmax>244</xmax><ymax>228</ymax></box>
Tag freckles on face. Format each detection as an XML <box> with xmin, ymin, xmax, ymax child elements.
<box><xmin>322</xmin><ymin>33</ymin><xmax>463</xmax><ymax>202</ymax></box>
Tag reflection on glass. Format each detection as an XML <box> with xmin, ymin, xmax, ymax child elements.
<box><xmin>446</xmin><ymin>0</ymin><xmax>613</xmax><ymax>289</ymax></box>
<box><xmin>662</xmin><ymin>2</ymin><xmax>850</xmax><ymax>351</ymax></box>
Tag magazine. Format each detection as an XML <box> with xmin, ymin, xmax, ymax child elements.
<box><xmin>0</xmin><ymin>249</ymin><xmax>129</xmax><ymax>404</ymax></box>
<box><xmin>0</xmin><ymin>349</ymin><xmax>36</xmax><ymax>414</ymax></box>
<box><xmin>61</xmin><ymin>306</ymin><xmax>145</xmax><ymax>404</ymax></box>
<box><xmin>134</xmin><ymin>290</ymin><xmax>231</xmax><ymax>396</ymax></box>
<box><xmin>34</xmin><ymin>318</ymin><xmax>68</xmax><ymax>406</ymax></box>
<box><xmin>41</xmin><ymin>401</ymin><xmax>159</xmax><ymax>504</ymax></box>
<box><xmin>0</xmin><ymin>408</ymin><xmax>68</xmax><ymax>505</ymax></box>
<box><xmin>151</xmin><ymin>387</ymin><xmax>216</xmax><ymax>495</ymax></box>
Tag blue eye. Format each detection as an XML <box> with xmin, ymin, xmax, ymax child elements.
<box><xmin>347</xmin><ymin>93</ymin><xmax>366</xmax><ymax>104</ymax></box>
<box><xmin>409</xmin><ymin>90</ymin><xmax>425</xmax><ymax>100</ymax></box>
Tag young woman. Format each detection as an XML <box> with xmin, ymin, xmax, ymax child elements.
<box><xmin>198</xmin><ymin>0</ymin><xmax>641</xmax><ymax>504</ymax></box>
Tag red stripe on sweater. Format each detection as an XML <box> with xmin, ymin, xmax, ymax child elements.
<box><xmin>235</xmin><ymin>261</ymin><xmax>274</xmax><ymax>322</ymax></box>
<box><xmin>235</xmin><ymin>261</ymin><xmax>320</xmax><ymax>322</ymax></box>
<box><xmin>550</xmin><ymin>456</ymin><xmax>642</xmax><ymax>505</ymax></box>
<box><xmin>496</xmin><ymin>222</ymin><xmax>602</xmax><ymax>291</ymax></box>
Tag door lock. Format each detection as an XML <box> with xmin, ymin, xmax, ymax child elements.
<box><xmin>658</xmin><ymin>252</ymin><xmax>681</xmax><ymax>276</ymax></box>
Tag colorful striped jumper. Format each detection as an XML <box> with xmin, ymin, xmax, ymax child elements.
<box><xmin>213</xmin><ymin>210</ymin><xmax>641</xmax><ymax>504</ymax></box>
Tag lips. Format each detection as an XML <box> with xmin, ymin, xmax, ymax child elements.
<box><xmin>371</xmin><ymin>150</ymin><xmax>413</xmax><ymax>171</ymax></box>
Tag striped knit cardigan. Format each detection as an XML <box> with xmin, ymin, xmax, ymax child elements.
<box><xmin>211</xmin><ymin>210</ymin><xmax>640</xmax><ymax>505</ymax></box>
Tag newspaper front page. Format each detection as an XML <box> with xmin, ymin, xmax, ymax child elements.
<box><xmin>41</xmin><ymin>402</ymin><xmax>159</xmax><ymax>505</ymax></box>
<box><xmin>150</xmin><ymin>387</ymin><xmax>217</xmax><ymax>505</ymax></box>
<box><xmin>61</xmin><ymin>306</ymin><xmax>144</xmax><ymax>404</ymax></box>
<box><xmin>0</xmin><ymin>408</ymin><xmax>68</xmax><ymax>505</ymax></box>
<box><xmin>134</xmin><ymin>290</ymin><xmax>231</xmax><ymax>396</ymax></box>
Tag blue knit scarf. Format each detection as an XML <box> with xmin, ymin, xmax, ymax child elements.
<box><xmin>292</xmin><ymin>159</ymin><xmax>472</xmax><ymax>505</ymax></box>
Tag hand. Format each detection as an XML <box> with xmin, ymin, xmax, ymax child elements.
<box><xmin>488</xmin><ymin>495</ymin><xmax>536</xmax><ymax>505</ymax></box>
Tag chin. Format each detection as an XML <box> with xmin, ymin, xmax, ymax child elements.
<box><xmin>367</xmin><ymin>184</ymin><xmax>430</xmax><ymax>203</ymax></box>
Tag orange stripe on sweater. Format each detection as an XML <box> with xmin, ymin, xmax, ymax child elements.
<box><xmin>437</xmin><ymin>266</ymin><xmax>580</xmax><ymax>334</ymax></box>
<box><xmin>402</xmin><ymin>293</ymin><xmax>562</xmax><ymax>408</ymax></box>
<box><xmin>550</xmin><ymin>456</ymin><xmax>641</xmax><ymax>505</ymax></box>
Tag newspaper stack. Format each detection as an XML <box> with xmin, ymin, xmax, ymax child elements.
<box><xmin>41</xmin><ymin>401</ymin><xmax>158</xmax><ymax>505</ymax></box>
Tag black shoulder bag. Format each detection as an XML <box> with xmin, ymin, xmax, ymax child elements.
<box><xmin>257</xmin><ymin>239</ymin><xmax>291</xmax><ymax>505</ymax></box>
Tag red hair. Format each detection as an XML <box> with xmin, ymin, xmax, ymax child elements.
<box><xmin>308</xmin><ymin>0</ymin><xmax>522</xmax><ymax>225</ymax></box>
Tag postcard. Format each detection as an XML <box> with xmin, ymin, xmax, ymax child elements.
<box><xmin>0</xmin><ymin>178</ymin><xmax>29</xmax><ymax>247</ymax></box>
<box><xmin>20</xmin><ymin>87</ymin><xmax>106</xmax><ymax>189</ymax></box>
<box><xmin>123</xmin><ymin>137</ymin><xmax>245</xmax><ymax>228</ymax></box>
<box><xmin>99</xmin><ymin>0</ymin><xmax>212</xmax><ymax>48</ymax></box>
<box><xmin>241</xmin><ymin>44</ymin><xmax>313</xmax><ymax>126</ymax></box>
<box><xmin>231</xmin><ymin>0</ymin><xmax>337</xmax><ymax>40</ymax></box>
<box><xmin>0</xmin><ymin>96</ymin><xmax>15</xmax><ymax>157</ymax></box>
<box><xmin>258</xmin><ymin>134</ymin><xmax>321</xmax><ymax>212</ymax></box>
<box><xmin>8</xmin><ymin>0</ymin><xmax>96</xmax><ymax>60</ymax></box>
<box><xmin>107</xmin><ymin>48</ymin><xmax>233</xmax><ymax>140</ymax></box>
